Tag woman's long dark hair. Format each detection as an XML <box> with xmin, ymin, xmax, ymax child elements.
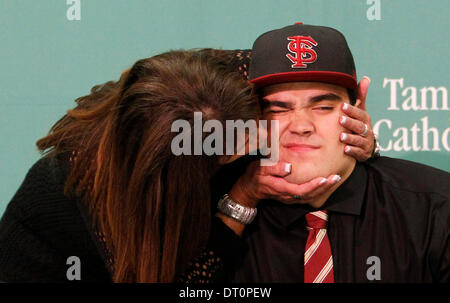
<box><xmin>36</xmin><ymin>49</ymin><xmax>259</xmax><ymax>282</ymax></box>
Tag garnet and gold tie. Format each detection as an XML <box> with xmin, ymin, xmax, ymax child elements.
<box><xmin>304</xmin><ymin>210</ymin><xmax>335</xmax><ymax>283</ymax></box>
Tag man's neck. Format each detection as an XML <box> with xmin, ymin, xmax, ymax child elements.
<box><xmin>308</xmin><ymin>161</ymin><xmax>357</xmax><ymax>209</ymax></box>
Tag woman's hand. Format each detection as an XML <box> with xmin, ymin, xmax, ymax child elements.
<box><xmin>339</xmin><ymin>76</ymin><xmax>377</xmax><ymax>161</ymax></box>
<box><xmin>227</xmin><ymin>161</ymin><xmax>340</xmax><ymax>208</ymax></box>
<box><xmin>216</xmin><ymin>160</ymin><xmax>340</xmax><ymax>236</ymax></box>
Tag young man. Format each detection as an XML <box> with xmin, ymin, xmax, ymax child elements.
<box><xmin>215</xmin><ymin>23</ymin><xmax>449</xmax><ymax>283</ymax></box>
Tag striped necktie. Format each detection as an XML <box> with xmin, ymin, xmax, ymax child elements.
<box><xmin>304</xmin><ymin>210</ymin><xmax>334</xmax><ymax>283</ymax></box>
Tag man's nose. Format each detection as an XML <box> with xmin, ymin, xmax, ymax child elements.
<box><xmin>287</xmin><ymin>110</ymin><xmax>314</xmax><ymax>136</ymax></box>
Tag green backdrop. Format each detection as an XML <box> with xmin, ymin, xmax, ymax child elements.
<box><xmin>1</xmin><ymin>0</ymin><xmax>449</xmax><ymax>215</ymax></box>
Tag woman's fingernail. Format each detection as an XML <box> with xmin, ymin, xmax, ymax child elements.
<box><xmin>345</xmin><ymin>146</ymin><xmax>351</xmax><ymax>153</ymax></box>
<box><xmin>284</xmin><ymin>163</ymin><xmax>292</xmax><ymax>173</ymax></box>
<box><xmin>342</xmin><ymin>103</ymin><xmax>349</xmax><ymax>111</ymax></box>
<box><xmin>340</xmin><ymin>116</ymin><xmax>347</xmax><ymax>124</ymax></box>
<box><xmin>319</xmin><ymin>178</ymin><xmax>328</xmax><ymax>185</ymax></box>
<box><xmin>363</xmin><ymin>76</ymin><xmax>371</xmax><ymax>83</ymax></box>
<box><xmin>331</xmin><ymin>175</ymin><xmax>341</xmax><ymax>183</ymax></box>
<box><xmin>341</xmin><ymin>133</ymin><xmax>347</xmax><ymax>141</ymax></box>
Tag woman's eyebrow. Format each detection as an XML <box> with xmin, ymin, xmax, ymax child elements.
<box><xmin>309</xmin><ymin>93</ymin><xmax>342</xmax><ymax>103</ymax></box>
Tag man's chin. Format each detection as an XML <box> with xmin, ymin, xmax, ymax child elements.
<box><xmin>284</xmin><ymin>171</ymin><xmax>323</xmax><ymax>185</ymax></box>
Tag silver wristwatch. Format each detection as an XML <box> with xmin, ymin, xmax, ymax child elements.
<box><xmin>217</xmin><ymin>194</ymin><xmax>257</xmax><ymax>225</ymax></box>
<box><xmin>371</xmin><ymin>134</ymin><xmax>381</xmax><ymax>158</ymax></box>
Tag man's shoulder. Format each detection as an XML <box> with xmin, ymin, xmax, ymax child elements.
<box><xmin>364</xmin><ymin>156</ymin><xmax>450</xmax><ymax>200</ymax></box>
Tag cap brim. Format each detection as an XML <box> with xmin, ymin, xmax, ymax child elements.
<box><xmin>250</xmin><ymin>71</ymin><xmax>357</xmax><ymax>89</ymax></box>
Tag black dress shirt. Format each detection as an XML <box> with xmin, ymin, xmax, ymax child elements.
<box><xmin>230</xmin><ymin>157</ymin><xmax>450</xmax><ymax>283</ymax></box>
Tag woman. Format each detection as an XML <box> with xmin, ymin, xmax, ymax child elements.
<box><xmin>0</xmin><ymin>49</ymin><xmax>375</xmax><ymax>282</ymax></box>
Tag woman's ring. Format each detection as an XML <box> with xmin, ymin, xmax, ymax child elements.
<box><xmin>360</xmin><ymin>123</ymin><xmax>369</xmax><ymax>137</ymax></box>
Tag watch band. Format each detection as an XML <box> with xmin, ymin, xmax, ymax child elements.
<box><xmin>371</xmin><ymin>134</ymin><xmax>381</xmax><ymax>158</ymax></box>
<box><xmin>217</xmin><ymin>194</ymin><xmax>257</xmax><ymax>225</ymax></box>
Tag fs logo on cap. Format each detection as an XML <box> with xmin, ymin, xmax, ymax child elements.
<box><xmin>286</xmin><ymin>36</ymin><xmax>318</xmax><ymax>68</ymax></box>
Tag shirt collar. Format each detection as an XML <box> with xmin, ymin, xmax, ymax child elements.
<box><xmin>260</xmin><ymin>163</ymin><xmax>367</xmax><ymax>229</ymax></box>
<box><xmin>324</xmin><ymin>163</ymin><xmax>366</xmax><ymax>215</ymax></box>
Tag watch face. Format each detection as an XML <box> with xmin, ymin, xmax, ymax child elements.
<box><xmin>372</xmin><ymin>135</ymin><xmax>381</xmax><ymax>157</ymax></box>
<box><xmin>217</xmin><ymin>194</ymin><xmax>257</xmax><ymax>224</ymax></box>
<box><xmin>373</xmin><ymin>138</ymin><xmax>381</xmax><ymax>157</ymax></box>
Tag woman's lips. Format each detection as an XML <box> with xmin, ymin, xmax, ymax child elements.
<box><xmin>283</xmin><ymin>143</ymin><xmax>320</xmax><ymax>153</ymax></box>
